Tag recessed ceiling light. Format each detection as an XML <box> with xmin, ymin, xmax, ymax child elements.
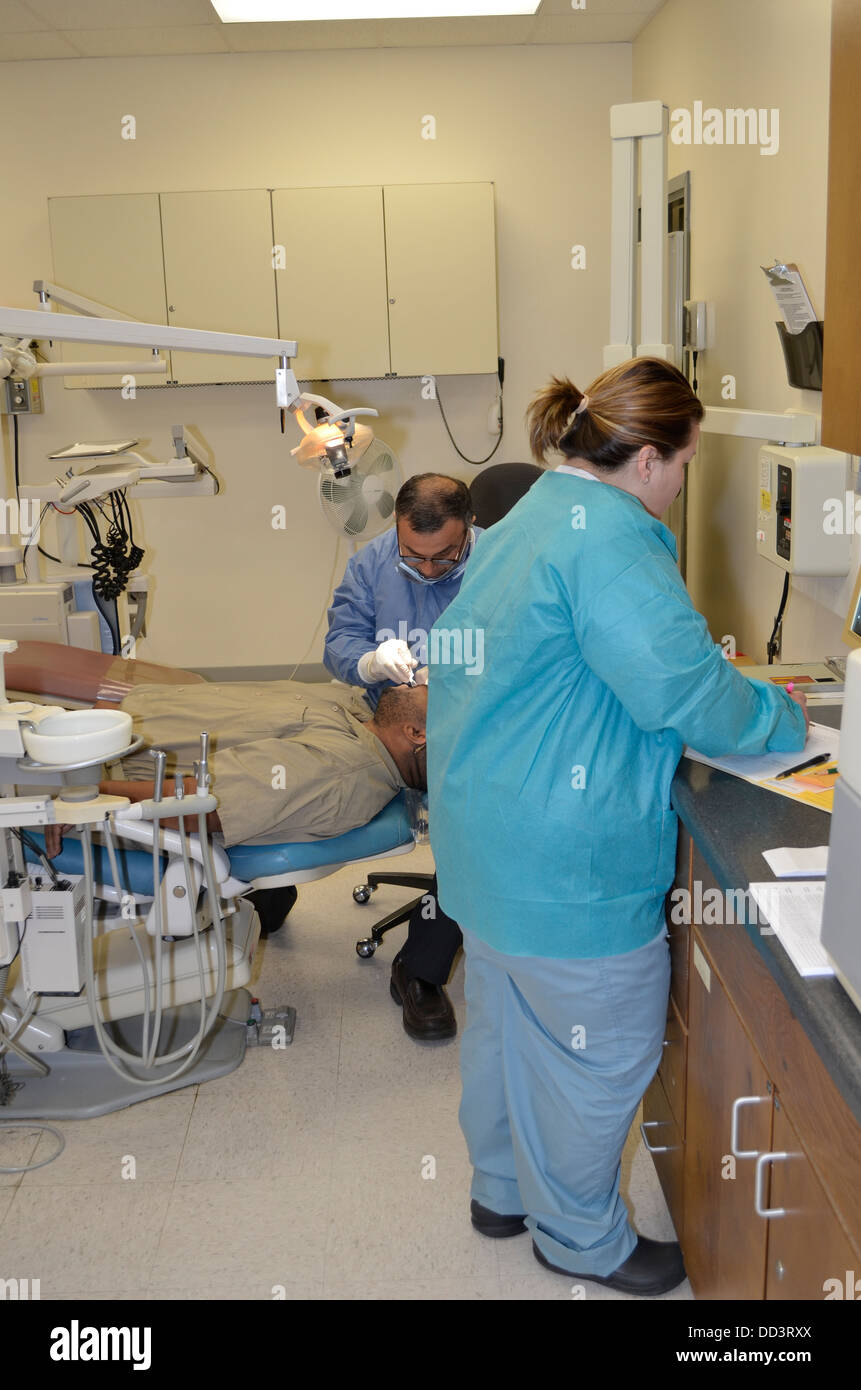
<box><xmin>211</xmin><ymin>2</ymin><xmax>541</xmax><ymax>20</ymax></box>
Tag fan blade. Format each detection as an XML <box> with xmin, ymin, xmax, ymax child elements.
<box><xmin>344</xmin><ymin>501</ymin><xmax>370</xmax><ymax>535</ymax></box>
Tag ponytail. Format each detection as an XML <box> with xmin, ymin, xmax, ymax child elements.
<box><xmin>526</xmin><ymin>358</ymin><xmax>704</xmax><ymax>471</ymax></box>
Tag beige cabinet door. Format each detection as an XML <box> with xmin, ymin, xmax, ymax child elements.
<box><xmin>160</xmin><ymin>190</ymin><xmax>278</xmax><ymax>384</ymax></box>
<box><xmin>272</xmin><ymin>186</ymin><xmax>390</xmax><ymax>381</ymax></box>
<box><xmin>48</xmin><ymin>193</ymin><xmax>169</xmax><ymax>389</ymax></box>
<box><xmin>383</xmin><ymin>182</ymin><xmax>498</xmax><ymax>377</ymax></box>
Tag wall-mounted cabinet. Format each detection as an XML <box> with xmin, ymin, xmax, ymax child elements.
<box><xmin>271</xmin><ymin>185</ymin><xmax>390</xmax><ymax>381</ymax></box>
<box><xmin>48</xmin><ymin>181</ymin><xmax>498</xmax><ymax>388</ymax></box>
<box><xmin>48</xmin><ymin>193</ymin><xmax>170</xmax><ymax>389</ymax></box>
<box><xmin>160</xmin><ymin>190</ymin><xmax>278</xmax><ymax>385</ymax></box>
<box><xmin>383</xmin><ymin>182</ymin><xmax>498</xmax><ymax>376</ymax></box>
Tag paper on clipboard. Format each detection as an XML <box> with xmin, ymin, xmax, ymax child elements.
<box><xmin>761</xmin><ymin>261</ymin><xmax>817</xmax><ymax>334</ymax></box>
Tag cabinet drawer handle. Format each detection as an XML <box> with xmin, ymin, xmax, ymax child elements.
<box><xmin>730</xmin><ymin>1095</ymin><xmax>769</xmax><ymax>1158</ymax></box>
<box><xmin>640</xmin><ymin>1120</ymin><xmax>679</xmax><ymax>1155</ymax></box>
<box><xmin>754</xmin><ymin>1151</ymin><xmax>790</xmax><ymax>1218</ymax></box>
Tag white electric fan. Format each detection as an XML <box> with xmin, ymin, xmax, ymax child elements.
<box><xmin>318</xmin><ymin>436</ymin><xmax>400</xmax><ymax>542</ymax></box>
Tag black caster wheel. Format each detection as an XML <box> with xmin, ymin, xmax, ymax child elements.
<box><xmin>356</xmin><ymin>939</ymin><xmax>377</xmax><ymax>958</ymax></box>
<box><xmin>353</xmin><ymin>884</ymin><xmax>373</xmax><ymax>904</ymax></box>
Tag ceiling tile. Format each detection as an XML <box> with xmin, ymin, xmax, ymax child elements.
<box><xmin>0</xmin><ymin>0</ymin><xmax>50</xmax><ymax>32</ymax></box>
<box><xmin>539</xmin><ymin>0</ymin><xmax>666</xmax><ymax>12</ymax></box>
<box><xmin>223</xmin><ymin>19</ymin><xmax>383</xmax><ymax>50</ymax></box>
<box><xmin>530</xmin><ymin>12</ymin><xmax>648</xmax><ymax>41</ymax></box>
<box><xmin>63</xmin><ymin>25</ymin><xmax>231</xmax><ymax>56</ymax></box>
<box><xmin>26</xmin><ymin>0</ymin><xmax>218</xmax><ymax>29</ymax></box>
<box><xmin>0</xmin><ymin>29</ymin><xmax>80</xmax><ymax>57</ymax></box>
<box><xmin>373</xmin><ymin>16</ymin><xmax>535</xmax><ymax>45</ymax></box>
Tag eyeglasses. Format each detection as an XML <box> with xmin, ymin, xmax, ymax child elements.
<box><xmin>397</xmin><ymin>529</ymin><xmax>469</xmax><ymax>571</ymax></box>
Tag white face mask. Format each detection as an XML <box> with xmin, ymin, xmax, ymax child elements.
<box><xmin>396</xmin><ymin>528</ymin><xmax>475</xmax><ymax>586</ymax></box>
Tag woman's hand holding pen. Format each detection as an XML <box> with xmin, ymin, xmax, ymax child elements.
<box><xmin>786</xmin><ymin>684</ymin><xmax>810</xmax><ymax>733</ymax></box>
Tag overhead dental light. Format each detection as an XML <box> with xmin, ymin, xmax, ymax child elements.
<box><xmin>288</xmin><ymin>392</ymin><xmax>380</xmax><ymax>480</ymax></box>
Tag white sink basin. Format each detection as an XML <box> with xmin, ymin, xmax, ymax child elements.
<box><xmin>22</xmin><ymin>709</ymin><xmax>133</xmax><ymax>765</ymax></box>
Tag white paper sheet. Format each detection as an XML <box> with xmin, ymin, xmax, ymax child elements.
<box><xmin>748</xmin><ymin>881</ymin><xmax>834</xmax><ymax>977</ymax></box>
<box><xmin>685</xmin><ymin>722</ymin><xmax>838</xmax><ymax>785</ymax></box>
<box><xmin>762</xmin><ymin>846</ymin><xmax>829</xmax><ymax>878</ymax></box>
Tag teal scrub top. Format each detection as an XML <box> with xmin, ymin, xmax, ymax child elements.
<box><xmin>426</xmin><ymin>469</ymin><xmax>807</xmax><ymax>959</ymax></box>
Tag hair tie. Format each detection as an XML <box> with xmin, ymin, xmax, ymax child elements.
<box><xmin>574</xmin><ymin>395</ymin><xmax>590</xmax><ymax>415</ymax></box>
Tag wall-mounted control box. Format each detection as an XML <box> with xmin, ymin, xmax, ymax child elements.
<box><xmin>756</xmin><ymin>445</ymin><xmax>852</xmax><ymax>576</ymax></box>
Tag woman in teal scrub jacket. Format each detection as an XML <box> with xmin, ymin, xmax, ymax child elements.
<box><xmin>426</xmin><ymin>357</ymin><xmax>809</xmax><ymax>1297</ymax></box>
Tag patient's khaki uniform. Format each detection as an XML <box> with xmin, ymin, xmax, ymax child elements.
<box><xmin>118</xmin><ymin>681</ymin><xmax>403</xmax><ymax>847</ymax></box>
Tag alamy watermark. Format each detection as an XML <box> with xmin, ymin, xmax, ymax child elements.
<box><xmin>669</xmin><ymin>881</ymin><xmax>778</xmax><ymax>932</ymax></box>
<box><xmin>378</xmin><ymin>621</ymin><xmax>484</xmax><ymax>677</ymax></box>
<box><xmin>670</xmin><ymin>102</ymin><xmax>779</xmax><ymax>157</ymax></box>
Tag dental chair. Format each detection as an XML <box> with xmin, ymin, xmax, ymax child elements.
<box><xmin>7</xmin><ymin>789</ymin><xmax>418</xmax><ymax>1117</ymax></box>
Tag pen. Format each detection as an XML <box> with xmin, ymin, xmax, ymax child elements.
<box><xmin>775</xmin><ymin>752</ymin><xmax>832</xmax><ymax>780</ymax></box>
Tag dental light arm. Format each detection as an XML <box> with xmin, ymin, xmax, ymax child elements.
<box><xmin>1</xmin><ymin>285</ymin><xmax>378</xmax><ymax>479</ymax></box>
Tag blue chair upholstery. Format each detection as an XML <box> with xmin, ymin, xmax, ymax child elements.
<box><xmin>24</xmin><ymin>834</ymin><xmax>168</xmax><ymax>897</ymax></box>
<box><xmin>23</xmin><ymin>790</ymin><xmax>414</xmax><ymax>892</ymax></box>
<box><xmin>226</xmin><ymin>791</ymin><xmax>412</xmax><ymax>881</ymax></box>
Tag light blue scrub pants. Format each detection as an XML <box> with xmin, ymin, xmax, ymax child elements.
<box><xmin>460</xmin><ymin>925</ymin><xmax>671</xmax><ymax>1277</ymax></box>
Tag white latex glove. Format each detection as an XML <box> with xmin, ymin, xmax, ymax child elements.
<box><xmin>358</xmin><ymin>638</ymin><xmax>418</xmax><ymax>685</ymax></box>
<box><xmin>413</xmin><ymin>666</ymin><xmax>429</xmax><ymax>686</ymax></box>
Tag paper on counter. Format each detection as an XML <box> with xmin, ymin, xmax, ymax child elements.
<box><xmin>762</xmin><ymin>846</ymin><xmax>829</xmax><ymax>877</ymax></box>
<box><xmin>748</xmin><ymin>881</ymin><xmax>834</xmax><ymax>977</ymax></box>
<box><xmin>685</xmin><ymin>722</ymin><xmax>838</xmax><ymax>812</ymax></box>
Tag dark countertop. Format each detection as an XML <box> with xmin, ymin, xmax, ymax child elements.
<box><xmin>671</xmin><ymin>702</ymin><xmax>861</xmax><ymax>1125</ymax></box>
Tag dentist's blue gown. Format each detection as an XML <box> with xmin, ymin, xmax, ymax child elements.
<box><xmin>324</xmin><ymin>527</ymin><xmax>481</xmax><ymax>709</ymax></box>
<box><xmin>427</xmin><ymin>469</ymin><xmax>807</xmax><ymax>1275</ymax></box>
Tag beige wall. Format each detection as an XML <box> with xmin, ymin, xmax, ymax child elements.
<box><xmin>634</xmin><ymin>0</ymin><xmax>852</xmax><ymax>665</ymax></box>
<box><xmin>0</xmin><ymin>44</ymin><xmax>630</xmax><ymax>669</ymax></box>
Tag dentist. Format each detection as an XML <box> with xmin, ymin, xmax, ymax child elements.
<box><xmin>325</xmin><ymin>473</ymin><xmax>481</xmax><ymax>1041</ymax></box>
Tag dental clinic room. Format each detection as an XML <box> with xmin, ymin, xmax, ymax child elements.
<box><xmin>0</xmin><ymin>0</ymin><xmax>860</xmax><ymax>1333</ymax></box>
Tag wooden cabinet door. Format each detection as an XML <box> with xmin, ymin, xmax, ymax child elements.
<box><xmin>48</xmin><ymin>193</ymin><xmax>169</xmax><ymax>389</ymax></box>
<box><xmin>667</xmin><ymin>825</ymin><xmax>692</xmax><ymax>1023</ymax></box>
<box><xmin>684</xmin><ymin>933</ymin><xmax>773</xmax><ymax>1298</ymax></box>
<box><xmin>272</xmin><ymin>186</ymin><xmax>390</xmax><ymax>381</ymax></box>
<box><xmin>642</xmin><ymin>1072</ymin><xmax>685</xmax><ymax>1240</ymax></box>
<box><xmin>383</xmin><ymin>182</ymin><xmax>498</xmax><ymax>377</ymax></box>
<box><xmin>160</xmin><ymin>190</ymin><xmax>278</xmax><ymax>384</ymax></box>
<box><xmin>763</xmin><ymin>1096</ymin><xmax>860</xmax><ymax>1300</ymax></box>
<box><xmin>822</xmin><ymin>0</ymin><xmax>861</xmax><ymax>456</ymax></box>
<box><xmin>658</xmin><ymin>998</ymin><xmax>687</xmax><ymax>1136</ymax></box>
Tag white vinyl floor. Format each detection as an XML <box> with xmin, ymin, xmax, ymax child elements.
<box><xmin>0</xmin><ymin>842</ymin><xmax>692</xmax><ymax>1301</ymax></box>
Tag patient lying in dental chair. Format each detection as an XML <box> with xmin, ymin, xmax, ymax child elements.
<box><xmin>26</xmin><ymin>649</ymin><xmax>428</xmax><ymax>854</ymax></box>
<box><xmin>98</xmin><ymin>679</ymin><xmax>428</xmax><ymax>847</ymax></box>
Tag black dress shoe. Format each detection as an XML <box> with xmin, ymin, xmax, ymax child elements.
<box><xmin>390</xmin><ymin>955</ymin><xmax>456</xmax><ymax>1041</ymax></box>
<box><xmin>250</xmin><ymin>884</ymin><xmax>298</xmax><ymax>937</ymax></box>
<box><xmin>533</xmin><ymin>1234</ymin><xmax>686</xmax><ymax>1296</ymax></box>
<box><xmin>470</xmin><ymin>1199</ymin><xmax>527</xmax><ymax>1238</ymax></box>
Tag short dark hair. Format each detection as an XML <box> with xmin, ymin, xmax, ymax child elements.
<box><xmin>396</xmin><ymin>474</ymin><xmax>472</xmax><ymax>533</ymax></box>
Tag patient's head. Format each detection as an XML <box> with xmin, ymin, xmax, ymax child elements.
<box><xmin>370</xmin><ymin>684</ymin><xmax>428</xmax><ymax>790</ymax></box>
